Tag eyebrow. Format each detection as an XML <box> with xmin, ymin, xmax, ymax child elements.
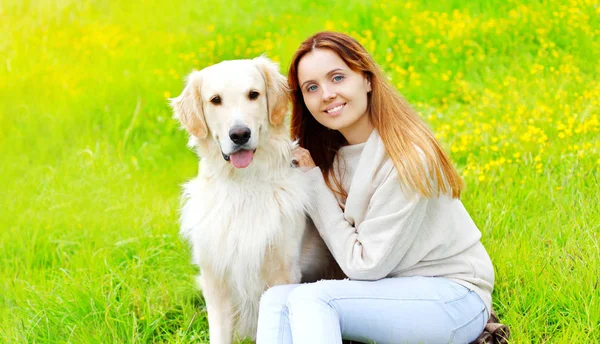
<box><xmin>300</xmin><ymin>68</ymin><xmax>345</xmax><ymax>89</ymax></box>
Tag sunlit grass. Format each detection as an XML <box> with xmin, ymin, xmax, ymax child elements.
<box><xmin>1</xmin><ymin>0</ymin><xmax>598</xmax><ymax>342</ymax></box>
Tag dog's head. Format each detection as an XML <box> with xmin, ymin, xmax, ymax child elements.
<box><xmin>171</xmin><ymin>56</ymin><xmax>289</xmax><ymax>168</ymax></box>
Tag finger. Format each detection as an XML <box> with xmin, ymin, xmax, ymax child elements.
<box><xmin>296</xmin><ymin>157</ymin><xmax>307</xmax><ymax>167</ymax></box>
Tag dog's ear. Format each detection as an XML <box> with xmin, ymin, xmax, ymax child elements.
<box><xmin>253</xmin><ymin>56</ymin><xmax>290</xmax><ymax>126</ymax></box>
<box><xmin>170</xmin><ymin>71</ymin><xmax>208</xmax><ymax>139</ymax></box>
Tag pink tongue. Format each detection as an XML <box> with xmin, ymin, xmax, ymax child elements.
<box><xmin>230</xmin><ymin>150</ymin><xmax>254</xmax><ymax>168</ymax></box>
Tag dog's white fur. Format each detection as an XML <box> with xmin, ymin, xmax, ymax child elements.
<box><xmin>171</xmin><ymin>57</ymin><xmax>312</xmax><ymax>343</ymax></box>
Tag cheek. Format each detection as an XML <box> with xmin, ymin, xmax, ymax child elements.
<box><xmin>206</xmin><ymin>108</ymin><xmax>231</xmax><ymax>137</ymax></box>
<box><xmin>250</xmin><ymin>99</ymin><xmax>268</xmax><ymax>122</ymax></box>
<box><xmin>351</xmin><ymin>86</ymin><xmax>370</xmax><ymax>110</ymax></box>
<box><xmin>251</xmin><ymin>103</ymin><xmax>267</xmax><ymax>127</ymax></box>
<box><xmin>304</xmin><ymin>96</ymin><xmax>321</xmax><ymax>117</ymax></box>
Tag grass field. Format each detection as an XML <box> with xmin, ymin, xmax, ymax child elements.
<box><xmin>1</xmin><ymin>0</ymin><xmax>599</xmax><ymax>342</ymax></box>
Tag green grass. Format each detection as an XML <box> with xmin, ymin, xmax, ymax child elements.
<box><xmin>1</xmin><ymin>0</ymin><xmax>598</xmax><ymax>342</ymax></box>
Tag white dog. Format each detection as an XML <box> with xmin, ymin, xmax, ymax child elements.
<box><xmin>171</xmin><ymin>56</ymin><xmax>327</xmax><ymax>343</ymax></box>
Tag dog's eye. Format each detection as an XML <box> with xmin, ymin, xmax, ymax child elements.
<box><xmin>210</xmin><ymin>95</ymin><xmax>222</xmax><ymax>105</ymax></box>
<box><xmin>248</xmin><ymin>91</ymin><xmax>260</xmax><ymax>100</ymax></box>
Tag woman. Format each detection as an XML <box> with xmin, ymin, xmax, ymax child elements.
<box><xmin>256</xmin><ymin>31</ymin><xmax>494</xmax><ymax>344</ymax></box>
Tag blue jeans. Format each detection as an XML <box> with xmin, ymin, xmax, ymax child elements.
<box><xmin>256</xmin><ymin>276</ymin><xmax>488</xmax><ymax>344</ymax></box>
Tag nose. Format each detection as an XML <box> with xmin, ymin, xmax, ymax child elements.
<box><xmin>321</xmin><ymin>85</ymin><xmax>336</xmax><ymax>101</ymax></box>
<box><xmin>229</xmin><ymin>126</ymin><xmax>251</xmax><ymax>145</ymax></box>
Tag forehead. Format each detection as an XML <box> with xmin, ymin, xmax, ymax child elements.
<box><xmin>297</xmin><ymin>48</ymin><xmax>350</xmax><ymax>83</ymax></box>
<box><xmin>200</xmin><ymin>60</ymin><xmax>265</xmax><ymax>95</ymax></box>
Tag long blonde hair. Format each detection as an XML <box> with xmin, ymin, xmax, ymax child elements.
<box><xmin>289</xmin><ymin>31</ymin><xmax>463</xmax><ymax>198</ymax></box>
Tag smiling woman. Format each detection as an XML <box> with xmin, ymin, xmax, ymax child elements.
<box><xmin>257</xmin><ymin>31</ymin><xmax>495</xmax><ymax>344</ymax></box>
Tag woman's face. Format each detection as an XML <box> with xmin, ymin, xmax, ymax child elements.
<box><xmin>297</xmin><ymin>48</ymin><xmax>373</xmax><ymax>144</ymax></box>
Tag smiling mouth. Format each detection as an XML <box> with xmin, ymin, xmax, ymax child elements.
<box><xmin>324</xmin><ymin>103</ymin><xmax>346</xmax><ymax>115</ymax></box>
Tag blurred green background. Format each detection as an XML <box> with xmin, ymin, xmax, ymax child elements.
<box><xmin>1</xmin><ymin>0</ymin><xmax>598</xmax><ymax>342</ymax></box>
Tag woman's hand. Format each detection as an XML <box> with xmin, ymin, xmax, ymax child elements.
<box><xmin>292</xmin><ymin>146</ymin><xmax>317</xmax><ymax>169</ymax></box>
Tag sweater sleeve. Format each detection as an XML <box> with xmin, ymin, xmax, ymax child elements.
<box><xmin>304</xmin><ymin>166</ymin><xmax>428</xmax><ymax>280</ymax></box>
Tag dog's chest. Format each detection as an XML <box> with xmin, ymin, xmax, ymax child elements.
<box><xmin>180</xmin><ymin>176</ymin><xmax>307</xmax><ymax>279</ymax></box>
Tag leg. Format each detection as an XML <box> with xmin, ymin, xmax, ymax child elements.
<box><xmin>285</xmin><ymin>277</ymin><xmax>488</xmax><ymax>344</ymax></box>
<box><xmin>256</xmin><ymin>284</ymin><xmax>301</xmax><ymax>344</ymax></box>
<box><xmin>198</xmin><ymin>272</ymin><xmax>234</xmax><ymax>344</ymax></box>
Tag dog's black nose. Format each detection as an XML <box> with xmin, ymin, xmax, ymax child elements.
<box><xmin>229</xmin><ymin>126</ymin><xmax>251</xmax><ymax>145</ymax></box>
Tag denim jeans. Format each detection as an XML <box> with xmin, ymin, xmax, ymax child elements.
<box><xmin>256</xmin><ymin>276</ymin><xmax>488</xmax><ymax>344</ymax></box>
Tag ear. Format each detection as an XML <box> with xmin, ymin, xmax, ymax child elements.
<box><xmin>170</xmin><ymin>71</ymin><xmax>208</xmax><ymax>139</ymax></box>
<box><xmin>253</xmin><ymin>56</ymin><xmax>290</xmax><ymax>126</ymax></box>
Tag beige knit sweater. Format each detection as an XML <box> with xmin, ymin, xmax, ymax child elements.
<box><xmin>304</xmin><ymin>129</ymin><xmax>494</xmax><ymax>314</ymax></box>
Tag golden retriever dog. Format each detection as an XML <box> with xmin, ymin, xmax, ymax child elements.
<box><xmin>171</xmin><ymin>56</ymin><xmax>342</xmax><ymax>343</ymax></box>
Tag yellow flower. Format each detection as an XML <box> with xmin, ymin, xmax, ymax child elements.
<box><xmin>163</xmin><ymin>91</ymin><xmax>171</xmax><ymax>99</ymax></box>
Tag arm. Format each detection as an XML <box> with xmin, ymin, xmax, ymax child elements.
<box><xmin>304</xmin><ymin>166</ymin><xmax>428</xmax><ymax>280</ymax></box>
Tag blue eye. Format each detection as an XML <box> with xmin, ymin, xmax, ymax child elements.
<box><xmin>333</xmin><ymin>75</ymin><xmax>344</xmax><ymax>82</ymax></box>
<box><xmin>307</xmin><ymin>85</ymin><xmax>318</xmax><ymax>92</ymax></box>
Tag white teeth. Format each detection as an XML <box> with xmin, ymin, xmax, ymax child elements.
<box><xmin>326</xmin><ymin>104</ymin><xmax>344</xmax><ymax>113</ymax></box>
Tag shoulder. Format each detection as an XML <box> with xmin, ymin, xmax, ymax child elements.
<box><xmin>374</xmin><ymin>139</ymin><xmax>442</xmax><ymax>198</ymax></box>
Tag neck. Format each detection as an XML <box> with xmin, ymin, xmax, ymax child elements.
<box><xmin>339</xmin><ymin>115</ymin><xmax>374</xmax><ymax>145</ymax></box>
